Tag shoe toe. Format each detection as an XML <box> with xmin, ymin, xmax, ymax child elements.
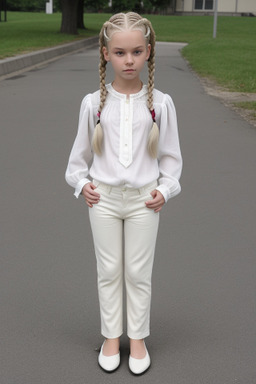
<box><xmin>129</xmin><ymin>350</ymin><xmax>151</xmax><ymax>375</ymax></box>
<box><xmin>98</xmin><ymin>343</ymin><xmax>120</xmax><ymax>372</ymax></box>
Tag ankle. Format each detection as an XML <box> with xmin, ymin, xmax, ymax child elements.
<box><xmin>103</xmin><ymin>338</ymin><xmax>120</xmax><ymax>356</ymax></box>
<box><xmin>130</xmin><ymin>339</ymin><xmax>146</xmax><ymax>359</ymax></box>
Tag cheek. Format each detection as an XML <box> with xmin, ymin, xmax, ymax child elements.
<box><xmin>114</xmin><ymin>56</ymin><xmax>124</xmax><ymax>65</ymax></box>
<box><xmin>138</xmin><ymin>56</ymin><xmax>147</xmax><ymax>68</ymax></box>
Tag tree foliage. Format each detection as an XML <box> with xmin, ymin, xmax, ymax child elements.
<box><xmin>6</xmin><ymin>0</ymin><xmax>176</xmax><ymax>14</ymax></box>
<box><xmin>6</xmin><ymin>0</ymin><xmax>46</xmax><ymax>12</ymax></box>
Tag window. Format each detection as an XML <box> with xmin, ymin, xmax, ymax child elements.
<box><xmin>205</xmin><ymin>0</ymin><xmax>213</xmax><ymax>9</ymax></box>
<box><xmin>195</xmin><ymin>0</ymin><xmax>213</xmax><ymax>10</ymax></box>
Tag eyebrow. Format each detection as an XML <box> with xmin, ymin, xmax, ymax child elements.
<box><xmin>113</xmin><ymin>46</ymin><xmax>145</xmax><ymax>50</ymax></box>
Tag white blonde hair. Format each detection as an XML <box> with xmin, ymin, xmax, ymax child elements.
<box><xmin>92</xmin><ymin>12</ymin><xmax>159</xmax><ymax>158</ymax></box>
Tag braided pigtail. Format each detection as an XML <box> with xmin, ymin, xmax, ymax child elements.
<box><xmin>146</xmin><ymin>19</ymin><xmax>159</xmax><ymax>159</ymax></box>
<box><xmin>92</xmin><ymin>25</ymin><xmax>108</xmax><ymax>155</ymax></box>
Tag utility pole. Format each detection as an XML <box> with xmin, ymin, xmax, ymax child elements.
<box><xmin>213</xmin><ymin>0</ymin><xmax>218</xmax><ymax>38</ymax></box>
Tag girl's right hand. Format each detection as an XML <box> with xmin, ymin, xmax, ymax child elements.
<box><xmin>82</xmin><ymin>183</ymin><xmax>100</xmax><ymax>208</ymax></box>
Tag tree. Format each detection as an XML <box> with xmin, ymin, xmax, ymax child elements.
<box><xmin>60</xmin><ymin>0</ymin><xmax>79</xmax><ymax>35</ymax></box>
<box><xmin>77</xmin><ymin>0</ymin><xmax>85</xmax><ymax>30</ymax></box>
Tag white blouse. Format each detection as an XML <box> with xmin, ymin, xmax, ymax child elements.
<box><xmin>65</xmin><ymin>84</ymin><xmax>182</xmax><ymax>202</ymax></box>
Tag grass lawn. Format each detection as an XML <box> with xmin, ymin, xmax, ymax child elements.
<box><xmin>0</xmin><ymin>12</ymin><xmax>97</xmax><ymax>58</ymax></box>
<box><xmin>0</xmin><ymin>12</ymin><xmax>256</xmax><ymax>94</ymax></box>
<box><xmin>234</xmin><ymin>101</ymin><xmax>256</xmax><ymax>119</ymax></box>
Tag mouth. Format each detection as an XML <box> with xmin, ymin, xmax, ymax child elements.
<box><xmin>124</xmin><ymin>69</ymin><xmax>135</xmax><ymax>72</ymax></box>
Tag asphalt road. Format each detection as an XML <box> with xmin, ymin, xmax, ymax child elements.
<box><xmin>1</xmin><ymin>42</ymin><xmax>256</xmax><ymax>384</ymax></box>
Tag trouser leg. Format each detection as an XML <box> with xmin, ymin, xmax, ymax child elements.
<box><xmin>89</xmin><ymin>198</ymin><xmax>123</xmax><ymax>339</ymax></box>
<box><xmin>124</xmin><ymin>194</ymin><xmax>159</xmax><ymax>339</ymax></box>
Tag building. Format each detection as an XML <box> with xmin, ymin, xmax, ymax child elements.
<box><xmin>176</xmin><ymin>0</ymin><xmax>256</xmax><ymax>15</ymax></box>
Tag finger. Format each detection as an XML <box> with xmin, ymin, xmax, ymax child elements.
<box><xmin>83</xmin><ymin>183</ymin><xmax>100</xmax><ymax>197</ymax></box>
<box><xmin>85</xmin><ymin>193</ymin><xmax>100</xmax><ymax>202</ymax></box>
<box><xmin>85</xmin><ymin>197</ymin><xmax>100</xmax><ymax>207</ymax></box>
<box><xmin>86</xmin><ymin>189</ymin><xmax>100</xmax><ymax>198</ymax></box>
<box><xmin>83</xmin><ymin>188</ymin><xmax>100</xmax><ymax>199</ymax></box>
<box><xmin>145</xmin><ymin>199</ymin><xmax>163</xmax><ymax>208</ymax></box>
<box><xmin>145</xmin><ymin>196</ymin><xmax>160</xmax><ymax>205</ymax></box>
<box><xmin>83</xmin><ymin>192</ymin><xmax>99</xmax><ymax>206</ymax></box>
<box><xmin>146</xmin><ymin>205</ymin><xmax>163</xmax><ymax>212</ymax></box>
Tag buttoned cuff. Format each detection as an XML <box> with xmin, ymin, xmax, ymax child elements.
<box><xmin>74</xmin><ymin>178</ymin><xmax>91</xmax><ymax>198</ymax></box>
<box><xmin>156</xmin><ymin>182</ymin><xmax>181</xmax><ymax>203</ymax></box>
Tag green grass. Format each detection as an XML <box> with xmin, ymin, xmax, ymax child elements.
<box><xmin>0</xmin><ymin>12</ymin><xmax>97</xmax><ymax>58</ymax></box>
<box><xmin>181</xmin><ymin>17</ymin><xmax>256</xmax><ymax>93</ymax></box>
<box><xmin>0</xmin><ymin>12</ymin><xmax>256</xmax><ymax>93</ymax></box>
<box><xmin>234</xmin><ymin>101</ymin><xmax>256</xmax><ymax>119</ymax></box>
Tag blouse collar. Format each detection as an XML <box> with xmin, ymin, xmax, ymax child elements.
<box><xmin>106</xmin><ymin>83</ymin><xmax>148</xmax><ymax>100</ymax></box>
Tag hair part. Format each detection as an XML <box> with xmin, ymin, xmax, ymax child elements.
<box><xmin>92</xmin><ymin>12</ymin><xmax>159</xmax><ymax>158</ymax></box>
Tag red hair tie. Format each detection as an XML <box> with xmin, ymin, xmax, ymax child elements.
<box><xmin>97</xmin><ymin>111</ymin><xmax>101</xmax><ymax>124</ymax></box>
<box><xmin>150</xmin><ymin>109</ymin><xmax>156</xmax><ymax>122</ymax></box>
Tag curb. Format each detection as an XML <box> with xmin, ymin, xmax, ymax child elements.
<box><xmin>0</xmin><ymin>36</ymin><xmax>98</xmax><ymax>78</ymax></box>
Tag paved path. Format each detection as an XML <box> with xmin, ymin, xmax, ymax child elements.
<box><xmin>1</xmin><ymin>43</ymin><xmax>256</xmax><ymax>384</ymax></box>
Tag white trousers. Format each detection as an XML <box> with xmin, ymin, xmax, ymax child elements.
<box><xmin>89</xmin><ymin>180</ymin><xmax>159</xmax><ymax>340</ymax></box>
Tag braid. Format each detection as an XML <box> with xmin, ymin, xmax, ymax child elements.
<box><xmin>92</xmin><ymin>26</ymin><xmax>108</xmax><ymax>155</ymax></box>
<box><xmin>92</xmin><ymin>12</ymin><xmax>159</xmax><ymax>158</ymax></box>
<box><xmin>146</xmin><ymin>22</ymin><xmax>156</xmax><ymax>110</ymax></box>
<box><xmin>98</xmin><ymin>30</ymin><xmax>108</xmax><ymax>113</ymax></box>
<box><xmin>144</xmin><ymin>19</ymin><xmax>159</xmax><ymax>158</ymax></box>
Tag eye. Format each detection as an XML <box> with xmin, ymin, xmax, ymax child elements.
<box><xmin>134</xmin><ymin>50</ymin><xmax>142</xmax><ymax>55</ymax></box>
<box><xmin>115</xmin><ymin>51</ymin><xmax>123</xmax><ymax>56</ymax></box>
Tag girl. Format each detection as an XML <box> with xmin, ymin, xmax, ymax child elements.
<box><xmin>65</xmin><ymin>12</ymin><xmax>182</xmax><ymax>375</ymax></box>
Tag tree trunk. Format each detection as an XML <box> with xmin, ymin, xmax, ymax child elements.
<box><xmin>60</xmin><ymin>0</ymin><xmax>79</xmax><ymax>35</ymax></box>
<box><xmin>77</xmin><ymin>0</ymin><xmax>85</xmax><ymax>29</ymax></box>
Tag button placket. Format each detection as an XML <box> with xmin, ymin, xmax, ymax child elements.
<box><xmin>119</xmin><ymin>97</ymin><xmax>133</xmax><ymax>167</ymax></box>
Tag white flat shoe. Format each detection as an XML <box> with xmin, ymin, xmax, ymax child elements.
<box><xmin>98</xmin><ymin>341</ymin><xmax>120</xmax><ymax>372</ymax></box>
<box><xmin>129</xmin><ymin>342</ymin><xmax>151</xmax><ymax>375</ymax></box>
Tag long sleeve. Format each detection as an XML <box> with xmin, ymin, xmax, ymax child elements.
<box><xmin>156</xmin><ymin>93</ymin><xmax>182</xmax><ymax>202</ymax></box>
<box><xmin>65</xmin><ymin>94</ymin><xmax>95</xmax><ymax>198</ymax></box>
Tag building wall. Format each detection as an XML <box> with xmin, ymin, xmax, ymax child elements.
<box><xmin>184</xmin><ymin>0</ymin><xmax>193</xmax><ymax>12</ymax></box>
<box><xmin>237</xmin><ymin>0</ymin><xmax>256</xmax><ymax>13</ymax></box>
<box><xmin>218</xmin><ymin>0</ymin><xmax>237</xmax><ymax>13</ymax></box>
<box><xmin>175</xmin><ymin>0</ymin><xmax>256</xmax><ymax>13</ymax></box>
<box><xmin>176</xmin><ymin>0</ymin><xmax>184</xmax><ymax>12</ymax></box>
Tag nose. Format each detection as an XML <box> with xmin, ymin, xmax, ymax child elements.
<box><xmin>126</xmin><ymin>53</ymin><xmax>134</xmax><ymax>65</ymax></box>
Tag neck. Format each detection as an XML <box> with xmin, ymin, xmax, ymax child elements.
<box><xmin>112</xmin><ymin>78</ymin><xmax>143</xmax><ymax>95</ymax></box>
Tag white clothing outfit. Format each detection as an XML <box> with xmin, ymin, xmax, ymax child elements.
<box><xmin>65</xmin><ymin>84</ymin><xmax>182</xmax><ymax>339</ymax></box>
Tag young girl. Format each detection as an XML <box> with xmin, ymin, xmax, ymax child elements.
<box><xmin>65</xmin><ymin>12</ymin><xmax>182</xmax><ymax>375</ymax></box>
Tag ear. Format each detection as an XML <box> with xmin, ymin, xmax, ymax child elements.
<box><xmin>102</xmin><ymin>46</ymin><xmax>110</xmax><ymax>62</ymax></box>
<box><xmin>146</xmin><ymin>44</ymin><xmax>151</xmax><ymax>61</ymax></box>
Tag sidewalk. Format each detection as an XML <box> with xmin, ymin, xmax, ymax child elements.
<box><xmin>0</xmin><ymin>36</ymin><xmax>98</xmax><ymax>79</ymax></box>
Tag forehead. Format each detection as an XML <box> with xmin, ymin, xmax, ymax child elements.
<box><xmin>108</xmin><ymin>29</ymin><xmax>146</xmax><ymax>48</ymax></box>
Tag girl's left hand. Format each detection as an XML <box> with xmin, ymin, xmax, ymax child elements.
<box><xmin>145</xmin><ymin>190</ymin><xmax>165</xmax><ymax>213</ymax></box>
